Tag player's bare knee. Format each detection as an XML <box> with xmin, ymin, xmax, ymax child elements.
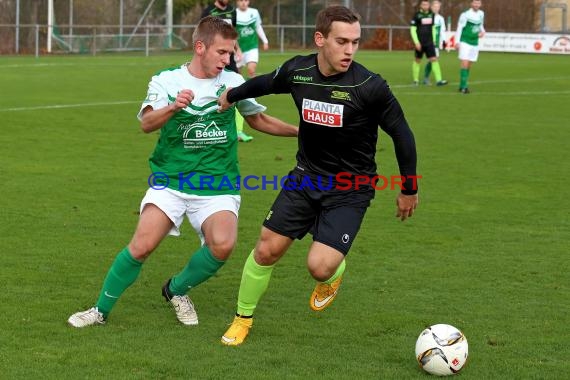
<box><xmin>253</xmin><ymin>242</ymin><xmax>280</xmax><ymax>265</ymax></box>
<box><xmin>308</xmin><ymin>265</ymin><xmax>334</xmax><ymax>282</ymax></box>
<box><xmin>128</xmin><ymin>240</ymin><xmax>154</xmax><ymax>260</ymax></box>
<box><xmin>208</xmin><ymin>239</ymin><xmax>235</xmax><ymax>261</ymax></box>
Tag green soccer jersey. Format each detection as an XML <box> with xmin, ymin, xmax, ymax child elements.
<box><xmin>457</xmin><ymin>8</ymin><xmax>485</xmax><ymax>46</ymax></box>
<box><xmin>236</xmin><ymin>7</ymin><xmax>268</xmax><ymax>53</ymax></box>
<box><xmin>138</xmin><ymin>65</ymin><xmax>266</xmax><ymax>195</ymax></box>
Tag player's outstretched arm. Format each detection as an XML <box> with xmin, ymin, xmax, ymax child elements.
<box><xmin>141</xmin><ymin>89</ymin><xmax>194</xmax><ymax>133</ymax></box>
<box><xmin>245</xmin><ymin>113</ymin><xmax>298</xmax><ymax>137</ymax></box>
<box><xmin>218</xmin><ymin>73</ymin><xmax>276</xmax><ymax>112</ymax></box>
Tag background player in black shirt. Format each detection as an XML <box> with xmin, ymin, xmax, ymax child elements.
<box><xmin>218</xmin><ymin>5</ymin><xmax>419</xmax><ymax>346</ymax></box>
<box><xmin>410</xmin><ymin>0</ymin><xmax>447</xmax><ymax>86</ymax></box>
<box><xmin>201</xmin><ymin>0</ymin><xmax>240</xmax><ymax>72</ymax></box>
<box><xmin>201</xmin><ymin>0</ymin><xmax>253</xmax><ymax>142</ymax></box>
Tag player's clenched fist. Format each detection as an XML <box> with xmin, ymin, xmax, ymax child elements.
<box><xmin>173</xmin><ymin>89</ymin><xmax>195</xmax><ymax>111</ymax></box>
<box><xmin>217</xmin><ymin>87</ymin><xmax>233</xmax><ymax>112</ymax></box>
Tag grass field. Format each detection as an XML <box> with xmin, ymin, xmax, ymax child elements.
<box><xmin>1</xmin><ymin>49</ymin><xmax>568</xmax><ymax>379</ymax></box>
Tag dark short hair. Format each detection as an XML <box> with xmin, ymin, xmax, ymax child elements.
<box><xmin>193</xmin><ymin>16</ymin><xmax>238</xmax><ymax>47</ymax></box>
<box><xmin>315</xmin><ymin>6</ymin><xmax>360</xmax><ymax>38</ymax></box>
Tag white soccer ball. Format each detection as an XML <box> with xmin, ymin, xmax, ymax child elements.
<box><xmin>415</xmin><ymin>324</ymin><xmax>469</xmax><ymax>376</ymax></box>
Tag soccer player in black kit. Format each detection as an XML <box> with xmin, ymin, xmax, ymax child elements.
<box><xmin>218</xmin><ymin>5</ymin><xmax>419</xmax><ymax>346</ymax></box>
<box><xmin>411</xmin><ymin>0</ymin><xmax>447</xmax><ymax>86</ymax></box>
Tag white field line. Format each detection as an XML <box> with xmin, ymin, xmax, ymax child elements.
<box><xmin>390</xmin><ymin>76</ymin><xmax>570</xmax><ymax>89</ymax></box>
<box><xmin>0</xmin><ymin>62</ymin><xmax>169</xmax><ymax>69</ymax></box>
<box><xmin>0</xmin><ymin>101</ymin><xmax>140</xmax><ymax>112</ymax></box>
<box><xmin>1</xmin><ymin>76</ymin><xmax>569</xmax><ymax>112</ymax></box>
<box><xmin>395</xmin><ymin>90</ymin><xmax>570</xmax><ymax>96</ymax></box>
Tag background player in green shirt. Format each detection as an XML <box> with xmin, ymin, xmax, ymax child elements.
<box><xmin>456</xmin><ymin>0</ymin><xmax>486</xmax><ymax>93</ymax></box>
<box><xmin>68</xmin><ymin>16</ymin><xmax>297</xmax><ymax>328</ymax></box>
<box><xmin>236</xmin><ymin>0</ymin><xmax>269</xmax><ymax>79</ymax></box>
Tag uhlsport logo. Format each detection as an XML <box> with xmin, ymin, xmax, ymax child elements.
<box><xmin>178</xmin><ymin>121</ymin><xmax>228</xmax><ymax>149</ymax></box>
<box><xmin>293</xmin><ymin>75</ymin><xmax>313</xmax><ymax>83</ymax></box>
<box><xmin>302</xmin><ymin>98</ymin><xmax>344</xmax><ymax>128</ymax></box>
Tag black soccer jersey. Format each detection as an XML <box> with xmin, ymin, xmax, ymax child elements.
<box><xmin>201</xmin><ymin>4</ymin><xmax>236</xmax><ymax>26</ymax></box>
<box><xmin>228</xmin><ymin>54</ymin><xmax>418</xmax><ymax>194</ymax></box>
<box><xmin>411</xmin><ymin>10</ymin><xmax>435</xmax><ymax>45</ymax></box>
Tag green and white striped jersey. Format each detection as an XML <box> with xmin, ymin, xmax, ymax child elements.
<box><xmin>456</xmin><ymin>8</ymin><xmax>485</xmax><ymax>46</ymax></box>
<box><xmin>138</xmin><ymin>64</ymin><xmax>266</xmax><ymax>195</ymax></box>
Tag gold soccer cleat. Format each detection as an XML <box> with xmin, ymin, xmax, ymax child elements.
<box><xmin>221</xmin><ymin>316</ymin><xmax>253</xmax><ymax>346</ymax></box>
<box><xmin>309</xmin><ymin>275</ymin><xmax>343</xmax><ymax>311</ymax></box>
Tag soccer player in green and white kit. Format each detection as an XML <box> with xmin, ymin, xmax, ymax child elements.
<box><xmin>67</xmin><ymin>16</ymin><xmax>297</xmax><ymax>328</ymax></box>
<box><xmin>423</xmin><ymin>1</ymin><xmax>447</xmax><ymax>85</ymax></box>
<box><xmin>456</xmin><ymin>0</ymin><xmax>485</xmax><ymax>93</ymax></box>
<box><xmin>236</xmin><ymin>0</ymin><xmax>269</xmax><ymax>78</ymax></box>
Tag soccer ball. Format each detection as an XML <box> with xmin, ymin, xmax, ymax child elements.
<box><xmin>415</xmin><ymin>324</ymin><xmax>469</xmax><ymax>376</ymax></box>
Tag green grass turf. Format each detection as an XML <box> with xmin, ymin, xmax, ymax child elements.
<box><xmin>0</xmin><ymin>50</ymin><xmax>568</xmax><ymax>379</ymax></box>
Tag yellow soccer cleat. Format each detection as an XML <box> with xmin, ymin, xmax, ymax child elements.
<box><xmin>221</xmin><ymin>316</ymin><xmax>253</xmax><ymax>346</ymax></box>
<box><xmin>309</xmin><ymin>275</ymin><xmax>343</xmax><ymax>311</ymax></box>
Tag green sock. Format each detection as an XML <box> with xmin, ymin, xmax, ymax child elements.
<box><xmin>235</xmin><ymin>111</ymin><xmax>244</xmax><ymax>134</ymax></box>
<box><xmin>324</xmin><ymin>259</ymin><xmax>346</xmax><ymax>284</ymax></box>
<box><xmin>169</xmin><ymin>245</ymin><xmax>225</xmax><ymax>295</ymax></box>
<box><xmin>96</xmin><ymin>248</ymin><xmax>143</xmax><ymax>317</ymax></box>
<box><xmin>431</xmin><ymin>61</ymin><xmax>443</xmax><ymax>82</ymax></box>
<box><xmin>236</xmin><ymin>250</ymin><xmax>275</xmax><ymax>316</ymax></box>
<box><xmin>424</xmin><ymin>62</ymin><xmax>432</xmax><ymax>80</ymax></box>
<box><xmin>412</xmin><ymin>62</ymin><xmax>420</xmax><ymax>82</ymax></box>
<box><xmin>460</xmin><ymin>68</ymin><xmax>470</xmax><ymax>89</ymax></box>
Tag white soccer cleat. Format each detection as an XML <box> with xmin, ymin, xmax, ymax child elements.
<box><xmin>162</xmin><ymin>279</ymin><xmax>198</xmax><ymax>325</ymax></box>
<box><xmin>68</xmin><ymin>307</ymin><xmax>105</xmax><ymax>328</ymax></box>
<box><xmin>168</xmin><ymin>295</ymin><xmax>199</xmax><ymax>325</ymax></box>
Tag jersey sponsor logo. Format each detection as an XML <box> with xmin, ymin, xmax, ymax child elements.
<box><xmin>331</xmin><ymin>90</ymin><xmax>351</xmax><ymax>101</ymax></box>
<box><xmin>421</xmin><ymin>18</ymin><xmax>433</xmax><ymax>25</ymax></box>
<box><xmin>293</xmin><ymin>75</ymin><xmax>313</xmax><ymax>82</ymax></box>
<box><xmin>240</xmin><ymin>26</ymin><xmax>255</xmax><ymax>37</ymax></box>
<box><xmin>302</xmin><ymin>98</ymin><xmax>343</xmax><ymax>128</ymax></box>
<box><xmin>179</xmin><ymin>121</ymin><xmax>228</xmax><ymax>148</ymax></box>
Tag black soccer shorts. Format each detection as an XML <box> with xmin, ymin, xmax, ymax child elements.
<box><xmin>414</xmin><ymin>43</ymin><xmax>437</xmax><ymax>59</ymax></box>
<box><xmin>262</xmin><ymin>171</ymin><xmax>372</xmax><ymax>255</ymax></box>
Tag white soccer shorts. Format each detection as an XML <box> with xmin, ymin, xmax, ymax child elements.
<box><xmin>140</xmin><ymin>187</ymin><xmax>240</xmax><ymax>243</ymax></box>
<box><xmin>458</xmin><ymin>42</ymin><xmax>480</xmax><ymax>62</ymax></box>
<box><xmin>237</xmin><ymin>48</ymin><xmax>260</xmax><ymax>68</ymax></box>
